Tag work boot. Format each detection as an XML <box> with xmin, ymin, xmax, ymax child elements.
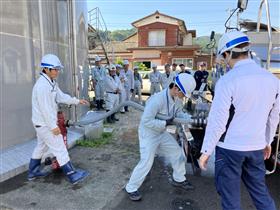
<box><xmin>111</xmin><ymin>113</ymin><xmax>119</xmax><ymax>121</ymax></box>
<box><xmin>124</xmin><ymin>106</ymin><xmax>129</xmax><ymax>112</ymax></box>
<box><xmin>96</xmin><ymin>100</ymin><xmax>101</xmax><ymax>110</ymax></box>
<box><xmin>170</xmin><ymin>178</ymin><xmax>194</xmax><ymax>190</ymax></box>
<box><xmin>106</xmin><ymin>110</ymin><xmax>114</xmax><ymax>123</ymax></box>
<box><xmin>61</xmin><ymin>161</ymin><xmax>89</xmax><ymax>184</ymax></box>
<box><xmin>127</xmin><ymin>190</ymin><xmax>142</xmax><ymax>201</ymax></box>
<box><xmin>28</xmin><ymin>159</ymin><xmax>50</xmax><ymax>181</ymax></box>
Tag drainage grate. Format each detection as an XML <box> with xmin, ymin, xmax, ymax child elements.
<box><xmin>171</xmin><ymin>198</ymin><xmax>197</xmax><ymax>210</ymax></box>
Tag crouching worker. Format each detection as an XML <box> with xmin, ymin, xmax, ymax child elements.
<box><xmin>105</xmin><ymin>64</ymin><xmax>122</xmax><ymax>123</ymax></box>
<box><xmin>29</xmin><ymin>54</ymin><xmax>89</xmax><ymax>184</ymax></box>
<box><xmin>125</xmin><ymin>73</ymin><xmax>197</xmax><ymax>201</ymax></box>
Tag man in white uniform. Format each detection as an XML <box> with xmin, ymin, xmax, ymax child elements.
<box><xmin>116</xmin><ymin>64</ymin><xmax>127</xmax><ymax>113</ymax></box>
<box><xmin>29</xmin><ymin>54</ymin><xmax>89</xmax><ymax>184</ymax></box>
<box><xmin>149</xmin><ymin>63</ymin><xmax>161</xmax><ymax>95</ymax></box>
<box><xmin>125</xmin><ymin>73</ymin><xmax>197</xmax><ymax>201</ymax></box>
<box><xmin>131</xmin><ymin>66</ymin><xmax>143</xmax><ymax>104</ymax></box>
<box><xmin>105</xmin><ymin>65</ymin><xmax>122</xmax><ymax>123</ymax></box>
<box><xmin>123</xmin><ymin>60</ymin><xmax>134</xmax><ymax>112</ymax></box>
<box><xmin>161</xmin><ymin>63</ymin><xmax>176</xmax><ymax>89</ymax></box>
<box><xmin>92</xmin><ymin>56</ymin><xmax>107</xmax><ymax>110</ymax></box>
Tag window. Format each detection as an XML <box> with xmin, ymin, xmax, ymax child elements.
<box><xmin>148</xmin><ymin>30</ymin><xmax>165</xmax><ymax>46</ymax></box>
<box><xmin>172</xmin><ymin>58</ymin><xmax>193</xmax><ymax>69</ymax></box>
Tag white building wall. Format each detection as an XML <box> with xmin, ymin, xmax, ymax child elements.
<box><xmin>0</xmin><ymin>0</ymin><xmax>89</xmax><ymax>149</ymax></box>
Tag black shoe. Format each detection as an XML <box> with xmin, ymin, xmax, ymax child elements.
<box><xmin>112</xmin><ymin>114</ymin><xmax>119</xmax><ymax>121</ymax></box>
<box><xmin>127</xmin><ymin>190</ymin><xmax>142</xmax><ymax>201</ymax></box>
<box><xmin>107</xmin><ymin>116</ymin><xmax>114</xmax><ymax>123</ymax></box>
<box><xmin>170</xmin><ymin>178</ymin><xmax>194</xmax><ymax>190</ymax></box>
<box><xmin>124</xmin><ymin>106</ymin><xmax>129</xmax><ymax>112</ymax></box>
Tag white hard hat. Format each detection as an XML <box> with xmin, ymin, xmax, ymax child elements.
<box><xmin>95</xmin><ymin>55</ymin><xmax>101</xmax><ymax>62</ymax></box>
<box><xmin>123</xmin><ymin>60</ymin><xmax>129</xmax><ymax>65</ymax></box>
<box><xmin>109</xmin><ymin>64</ymin><xmax>116</xmax><ymax>70</ymax></box>
<box><xmin>41</xmin><ymin>54</ymin><xmax>64</xmax><ymax>69</ymax></box>
<box><xmin>174</xmin><ymin>73</ymin><xmax>196</xmax><ymax>98</ymax></box>
<box><xmin>217</xmin><ymin>31</ymin><xmax>250</xmax><ymax>57</ymax></box>
<box><xmin>151</xmin><ymin>63</ymin><xmax>157</xmax><ymax>68</ymax></box>
<box><xmin>133</xmin><ymin>66</ymin><xmax>139</xmax><ymax>70</ymax></box>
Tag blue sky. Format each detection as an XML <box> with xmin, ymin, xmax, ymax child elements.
<box><xmin>87</xmin><ymin>0</ymin><xmax>280</xmax><ymax>37</ymax></box>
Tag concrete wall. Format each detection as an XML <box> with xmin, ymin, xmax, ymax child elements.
<box><xmin>0</xmin><ymin>0</ymin><xmax>89</xmax><ymax>149</ymax></box>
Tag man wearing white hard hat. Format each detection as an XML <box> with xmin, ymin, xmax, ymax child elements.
<box><xmin>29</xmin><ymin>54</ymin><xmax>89</xmax><ymax>184</ymax></box>
<box><xmin>92</xmin><ymin>55</ymin><xmax>107</xmax><ymax>110</ymax></box>
<box><xmin>105</xmin><ymin>64</ymin><xmax>122</xmax><ymax>123</ymax></box>
<box><xmin>131</xmin><ymin>66</ymin><xmax>143</xmax><ymax>104</ymax></box>
<box><xmin>199</xmin><ymin>31</ymin><xmax>278</xmax><ymax>210</ymax></box>
<box><xmin>149</xmin><ymin>63</ymin><xmax>161</xmax><ymax>95</ymax></box>
<box><xmin>123</xmin><ymin>60</ymin><xmax>134</xmax><ymax>112</ymax></box>
<box><xmin>125</xmin><ymin>73</ymin><xmax>196</xmax><ymax>201</ymax></box>
<box><xmin>116</xmin><ymin>64</ymin><xmax>127</xmax><ymax>113</ymax></box>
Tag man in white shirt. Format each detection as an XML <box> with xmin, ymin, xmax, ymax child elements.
<box><xmin>131</xmin><ymin>66</ymin><xmax>143</xmax><ymax>104</ymax></box>
<box><xmin>161</xmin><ymin>63</ymin><xmax>176</xmax><ymax>90</ymax></box>
<box><xmin>92</xmin><ymin>56</ymin><xmax>107</xmax><ymax>110</ymax></box>
<box><xmin>116</xmin><ymin>64</ymin><xmax>127</xmax><ymax>113</ymax></box>
<box><xmin>30</xmin><ymin>54</ymin><xmax>89</xmax><ymax>184</ymax></box>
<box><xmin>105</xmin><ymin>64</ymin><xmax>122</xmax><ymax>123</ymax></box>
<box><xmin>123</xmin><ymin>60</ymin><xmax>134</xmax><ymax>112</ymax></box>
<box><xmin>125</xmin><ymin>73</ymin><xmax>197</xmax><ymax>201</ymax></box>
<box><xmin>199</xmin><ymin>31</ymin><xmax>279</xmax><ymax>210</ymax></box>
<box><xmin>149</xmin><ymin>63</ymin><xmax>161</xmax><ymax>95</ymax></box>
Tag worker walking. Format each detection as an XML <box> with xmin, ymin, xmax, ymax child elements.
<box><xmin>105</xmin><ymin>64</ymin><xmax>122</xmax><ymax>123</ymax></box>
<box><xmin>149</xmin><ymin>63</ymin><xmax>161</xmax><ymax>95</ymax></box>
<box><xmin>199</xmin><ymin>31</ymin><xmax>279</xmax><ymax>210</ymax></box>
<box><xmin>116</xmin><ymin>64</ymin><xmax>127</xmax><ymax>113</ymax></box>
<box><xmin>123</xmin><ymin>60</ymin><xmax>134</xmax><ymax>112</ymax></box>
<box><xmin>131</xmin><ymin>66</ymin><xmax>143</xmax><ymax>104</ymax></box>
<box><xmin>161</xmin><ymin>63</ymin><xmax>176</xmax><ymax>89</ymax></box>
<box><xmin>92</xmin><ymin>56</ymin><xmax>107</xmax><ymax>110</ymax></box>
<box><xmin>29</xmin><ymin>54</ymin><xmax>89</xmax><ymax>184</ymax></box>
<box><xmin>125</xmin><ymin>73</ymin><xmax>197</xmax><ymax>201</ymax></box>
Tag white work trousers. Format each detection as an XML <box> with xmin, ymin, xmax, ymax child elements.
<box><xmin>32</xmin><ymin>126</ymin><xmax>70</xmax><ymax>166</ymax></box>
<box><xmin>125</xmin><ymin>87</ymin><xmax>132</xmax><ymax>101</ymax></box>
<box><xmin>119</xmin><ymin>89</ymin><xmax>126</xmax><ymax>112</ymax></box>
<box><xmin>125</xmin><ymin>131</ymin><xmax>186</xmax><ymax>193</ymax></box>
<box><xmin>95</xmin><ymin>82</ymin><xmax>105</xmax><ymax>100</ymax></box>
<box><xmin>106</xmin><ymin>93</ymin><xmax>119</xmax><ymax>110</ymax></box>
<box><xmin>132</xmin><ymin>85</ymin><xmax>142</xmax><ymax>103</ymax></box>
<box><xmin>150</xmin><ymin>83</ymin><xmax>161</xmax><ymax>95</ymax></box>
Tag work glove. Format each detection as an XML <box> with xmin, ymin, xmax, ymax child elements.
<box><xmin>130</xmin><ymin>89</ymin><xmax>134</xmax><ymax>93</ymax></box>
<box><xmin>166</xmin><ymin>118</ymin><xmax>174</xmax><ymax>126</ymax></box>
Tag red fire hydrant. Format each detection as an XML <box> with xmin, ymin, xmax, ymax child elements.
<box><xmin>51</xmin><ymin>111</ymin><xmax>68</xmax><ymax>170</ymax></box>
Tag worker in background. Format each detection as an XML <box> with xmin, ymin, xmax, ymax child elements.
<box><xmin>105</xmin><ymin>64</ymin><xmax>121</xmax><ymax>123</ymax></box>
<box><xmin>125</xmin><ymin>73</ymin><xmax>197</xmax><ymax>201</ymax></box>
<box><xmin>91</xmin><ymin>56</ymin><xmax>107</xmax><ymax>110</ymax></box>
<box><xmin>194</xmin><ymin>64</ymin><xmax>204</xmax><ymax>91</ymax></box>
<box><xmin>172</xmin><ymin>63</ymin><xmax>179</xmax><ymax>75</ymax></box>
<box><xmin>179</xmin><ymin>63</ymin><xmax>191</xmax><ymax>74</ymax></box>
<box><xmin>161</xmin><ymin>63</ymin><xmax>176</xmax><ymax>90</ymax></box>
<box><xmin>149</xmin><ymin>63</ymin><xmax>161</xmax><ymax>95</ymax></box>
<box><xmin>123</xmin><ymin>60</ymin><xmax>134</xmax><ymax>112</ymax></box>
<box><xmin>116</xmin><ymin>64</ymin><xmax>127</xmax><ymax>114</ymax></box>
<box><xmin>29</xmin><ymin>54</ymin><xmax>89</xmax><ymax>184</ymax></box>
<box><xmin>132</xmin><ymin>66</ymin><xmax>143</xmax><ymax>104</ymax></box>
<box><xmin>199</xmin><ymin>31</ymin><xmax>279</xmax><ymax>210</ymax></box>
<box><xmin>201</xmin><ymin>62</ymin><xmax>209</xmax><ymax>91</ymax></box>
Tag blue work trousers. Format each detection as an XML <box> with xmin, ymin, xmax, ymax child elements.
<box><xmin>215</xmin><ymin>146</ymin><xmax>276</xmax><ymax>210</ymax></box>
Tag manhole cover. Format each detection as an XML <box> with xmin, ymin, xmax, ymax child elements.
<box><xmin>171</xmin><ymin>198</ymin><xmax>197</xmax><ymax>210</ymax></box>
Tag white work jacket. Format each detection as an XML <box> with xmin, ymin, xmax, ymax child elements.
<box><xmin>92</xmin><ymin>66</ymin><xmax>107</xmax><ymax>84</ymax></box>
<box><xmin>32</xmin><ymin>73</ymin><xmax>80</xmax><ymax>130</ymax></box>
<box><xmin>105</xmin><ymin>74</ymin><xmax>121</xmax><ymax>93</ymax></box>
<box><xmin>161</xmin><ymin>72</ymin><xmax>176</xmax><ymax>89</ymax></box>
<box><xmin>123</xmin><ymin>69</ymin><xmax>134</xmax><ymax>90</ymax></box>
<box><xmin>201</xmin><ymin>59</ymin><xmax>280</xmax><ymax>155</ymax></box>
<box><xmin>149</xmin><ymin>71</ymin><xmax>161</xmax><ymax>84</ymax></box>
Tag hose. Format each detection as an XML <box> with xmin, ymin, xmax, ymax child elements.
<box><xmin>69</xmin><ymin>100</ymin><xmax>193</xmax><ymax>126</ymax></box>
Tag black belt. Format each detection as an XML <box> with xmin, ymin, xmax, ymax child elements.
<box><xmin>35</xmin><ymin>125</ymin><xmax>41</xmax><ymax>128</ymax></box>
<box><xmin>107</xmin><ymin>92</ymin><xmax>118</xmax><ymax>94</ymax></box>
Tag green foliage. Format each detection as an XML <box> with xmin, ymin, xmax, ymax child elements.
<box><xmin>76</xmin><ymin>132</ymin><xmax>113</xmax><ymax>148</ymax></box>
<box><xmin>115</xmin><ymin>57</ymin><xmax>124</xmax><ymax>65</ymax></box>
<box><xmin>193</xmin><ymin>33</ymin><xmax>222</xmax><ymax>53</ymax></box>
<box><xmin>109</xmin><ymin>28</ymin><xmax>137</xmax><ymax>41</ymax></box>
<box><xmin>133</xmin><ymin>62</ymin><xmax>148</xmax><ymax>71</ymax></box>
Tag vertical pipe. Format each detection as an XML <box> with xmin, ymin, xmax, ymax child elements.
<box><xmin>264</xmin><ymin>0</ymin><xmax>272</xmax><ymax>70</ymax></box>
<box><xmin>257</xmin><ymin>0</ymin><xmax>264</xmax><ymax>32</ymax></box>
<box><xmin>38</xmin><ymin>0</ymin><xmax>44</xmax><ymax>56</ymax></box>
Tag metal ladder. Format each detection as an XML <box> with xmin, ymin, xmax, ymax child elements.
<box><xmin>88</xmin><ymin>7</ymin><xmax>114</xmax><ymax>64</ymax></box>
